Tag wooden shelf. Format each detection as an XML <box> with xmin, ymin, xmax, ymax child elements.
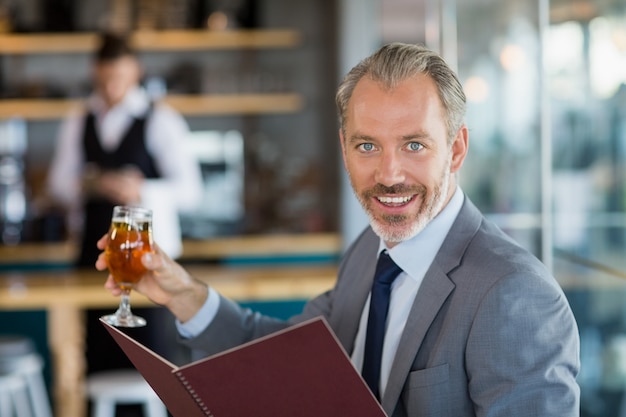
<box><xmin>165</xmin><ymin>93</ymin><xmax>304</xmax><ymax>116</ymax></box>
<box><xmin>0</xmin><ymin>29</ymin><xmax>302</xmax><ymax>54</ymax></box>
<box><xmin>180</xmin><ymin>233</ymin><xmax>342</xmax><ymax>260</ymax></box>
<box><xmin>0</xmin><ymin>29</ymin><xmax>304</xmax><ymax>120</ymax></box>
<box><xmin>0</xmin><ymin>93</ymin><xmax>304</xmax><ymax>120</ymax></box>
<box><xmin>0</xmin><ymin>233</ymin><xmax>342</xmax><ymax>266</ymax></box>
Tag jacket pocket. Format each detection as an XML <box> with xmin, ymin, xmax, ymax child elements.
<box><xmin>402</xmin><ymin>363</ymin><xmax>450</xmax><ymax>416</ymax></box>
<box><xmin>408</xmin><ymin>362</ymin><xmax>449</xmax><ymax>387</ymax></box>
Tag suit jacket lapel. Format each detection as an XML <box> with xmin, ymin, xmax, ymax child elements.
<box><xmin>333</xmin><ymin>229</ymin><xmax>380</xmax><ymax>353</ymax></box>
<box><xmin>381</xmin><ymin>266</ymin><xmax>454</xmax><ymax>413</ymax></box>
<box><xmin>381</xmin><ymin>198</ymin><xmax>483</xmax><ymax>413</ymax></box>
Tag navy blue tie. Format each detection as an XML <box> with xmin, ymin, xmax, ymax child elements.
<box><xmin>362</xmin><ymin>251</ymin><xmax>403</xmax><ymax>400</ymax></box>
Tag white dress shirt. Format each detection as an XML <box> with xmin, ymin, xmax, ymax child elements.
<box><xmin>47</xmin><ymin>87</ymin><xmax>203</xmax><ymax>258</ymax></box>
<box><xmin>178</xmin><ymin>187</ymin><xmax>465</xmax><ymax>398</ymax></box>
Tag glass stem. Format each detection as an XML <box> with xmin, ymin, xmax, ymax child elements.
<box><xmin>116</xmin><ymin>289</ymin><xmax>133</xmax><ymax>319</ymax></box>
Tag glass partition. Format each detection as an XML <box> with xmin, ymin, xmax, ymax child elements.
<box><xmin>380</xmin><ymin>0</ymin><xmax>625</xmax><ymax>412</ymax></box>
<box><xmin>454</xmin><ymin>0</ymin><xmax>544</xmax><ymax>257</ymax></box>
<box><xmin>547</xmin><ymin>5</ymin><xmax>626</xmax><ymax>416</ymax></box>
<box><xmin>422</xmin><ymin>0</ymin><xmax>626</xmax><ymax>415</ymax></box>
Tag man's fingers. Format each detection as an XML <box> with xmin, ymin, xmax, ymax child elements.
<box><xmin>104</xmin><ymin>275</ymin><xmax>122</xmax><ymax>296</ymax></box>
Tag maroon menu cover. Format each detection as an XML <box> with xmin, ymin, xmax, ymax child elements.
<box><xmin>101</xmin><ymin>317</ymin><xmax>387</xmax><ymax>417</ymax></box>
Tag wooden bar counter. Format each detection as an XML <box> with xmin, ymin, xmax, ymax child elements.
<box><xmin>0</xmin><ymin>234</ymin><xmax>341</xmax><ymax>417</ymax></box>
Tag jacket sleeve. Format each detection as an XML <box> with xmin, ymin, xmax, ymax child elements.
<box><xmin>466</xmin><ymin>271</ymin><xmax>580</xmax><ymax>417</ymax></box>
<box><xmin>178</xmin><ymin>294</ymin><xmax>290</xmax><ymax>360</ymax></box>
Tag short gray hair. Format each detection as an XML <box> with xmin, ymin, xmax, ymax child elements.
<box><xmin>336</xmin><ymin>43</ymin><xmax>466</xmax><ymax>143</ymax></box>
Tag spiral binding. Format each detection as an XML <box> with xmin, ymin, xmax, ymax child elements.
<box><xmin>176</xmin><ymin>372</ymin><xmax>215</xmax><ymax>416</ymax></box>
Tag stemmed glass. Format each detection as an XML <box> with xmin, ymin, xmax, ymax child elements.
<box><xmin>101</xmin><ymin>205</ymin><xmax>154</xmax><ymax>327</ymax></box>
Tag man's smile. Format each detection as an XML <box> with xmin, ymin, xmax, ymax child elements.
<box><xmin>376</xmin><ymin>195</ymin><xmax>414</xmax><ymax>206</ymax></box>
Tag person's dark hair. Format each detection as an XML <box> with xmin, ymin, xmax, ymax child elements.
<box><xmin>94</xmin><ymin>32</ymin><xmax>136</xmax><ymax>62</ymax></box>
<box><xmin>336</xmin><ymin>43</ymin><xmax>466</xmax><ymax>143</ymax></box>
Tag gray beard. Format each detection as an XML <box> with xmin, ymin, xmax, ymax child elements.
<box><xmin>360</xmin><ymin>164</ymin><xmax>451</xmax><ymax>244</ymax></box>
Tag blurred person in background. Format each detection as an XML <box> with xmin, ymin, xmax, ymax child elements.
<box><xmin>47</xmin><ymin>31</ymin><xmax>203</xmax><ymax>379</ymax></box>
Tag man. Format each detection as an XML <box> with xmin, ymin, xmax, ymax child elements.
<box><xmin>97</xmin><ymin>43</ymin><xmax>580</xmax><ymax>416</ymax></box>
<box><xmin>47</xmin><ymin>32</ymin><xmax>202</xmax><ymax>266</ymax></box>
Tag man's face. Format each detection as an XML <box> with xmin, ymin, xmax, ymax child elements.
<box><xmin>93</xmin><ymin>56</ymin><xmax>140</xmax><ymax>108</ymax></box>
<box><xmin>340</xmin><ymin>74</ymin><xmax>468</xmax><ymax>247</ymax></box>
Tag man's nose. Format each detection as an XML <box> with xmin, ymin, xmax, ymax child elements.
<box><xmin>374</xmin><ymin>150</ymin><xmax>405</xmax><ymax>186</ymax></box>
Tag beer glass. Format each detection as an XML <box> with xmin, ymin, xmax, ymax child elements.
<box><xmin>101</xmin><ymin>205</ymin><xmax>153</xmax><ymax>327</ymax></box>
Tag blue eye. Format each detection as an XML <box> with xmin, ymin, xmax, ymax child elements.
<box><xmin>359</xmin><ymin>143</ymin><xmax>375</xmax><ymax>152</ymax></box>
<box><xmin>408</xmin><ymin>142</ymin><xmax>423</xmax><ymax>151</ymax></box>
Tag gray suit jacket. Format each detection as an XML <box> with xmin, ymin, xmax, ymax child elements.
<box><xmin>182</xmin><ymin>197</ymin><xmax>580</xmax><ymax>417</ymax></box>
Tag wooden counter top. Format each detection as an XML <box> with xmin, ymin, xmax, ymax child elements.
<box><xmin>0</xmin><ymin>262</ymin><xmax>338</xmax><ymax>417</ymax></box>
<box><xmin>0</xmin><ymin>263</ymin><xmax>338</xmax><ymax>310</ymax></box>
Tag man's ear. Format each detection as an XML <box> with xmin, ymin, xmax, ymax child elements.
<box><xmin>450</xmin><ymin>124</ymin><xmax>468</xmax><ymax>173</ymax></box>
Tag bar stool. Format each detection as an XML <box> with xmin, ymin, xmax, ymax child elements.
<box><xmin>0</xmin><ymin>374</ymin><xmax>30</xmax><ymax>417</ymax></box>
<box><xmin>85</xmin><ymin>369</ymin><xmax>167</xmax><ymax>417</ymax></box>
<box><xmin>0</xmin><ymin>335</ymin><xmax>52</xmax><ymax>417</ymax></box>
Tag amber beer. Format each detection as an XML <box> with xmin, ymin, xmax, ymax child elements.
<box><xmin>102</xmin><ymin>205</ymin><xmax>153</xmax><ymax>327</ymax></box>
<box><xmin>106</xmin><ymin>220</ymin><xmax>153</xmax><ymax>289</ymax></box>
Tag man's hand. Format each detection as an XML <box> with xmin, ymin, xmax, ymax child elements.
<box><xmin>97</xmin><ymin>167</ymin><xmax>144</xmax><ymax>205</ymax></box>
<box><xmin>96</xmin><ymin>234</ymin><xmax>209</xmax><ymax>323</ymax></box>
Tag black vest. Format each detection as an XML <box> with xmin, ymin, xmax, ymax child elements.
<box><xmin>77</xmin><ymin>106</ymin><xmax>161</xmax><ymax>266</ymax></box>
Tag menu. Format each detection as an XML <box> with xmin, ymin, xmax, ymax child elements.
<box><xmin>101</xmin><ymin>317</ymin><xmax>388</xmax><ymax>417</ymax></box>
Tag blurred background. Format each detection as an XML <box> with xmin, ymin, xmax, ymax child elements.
<box><xmin>0</xmin><ymin>0</ymin><xmax>625</xmax><ymax>415</ymax></box>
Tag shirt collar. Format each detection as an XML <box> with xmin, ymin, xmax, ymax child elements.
<box><xmin>378</xmin><ymin>186</ymin><xmax>465</xmax><ymax>281</ymax></box>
